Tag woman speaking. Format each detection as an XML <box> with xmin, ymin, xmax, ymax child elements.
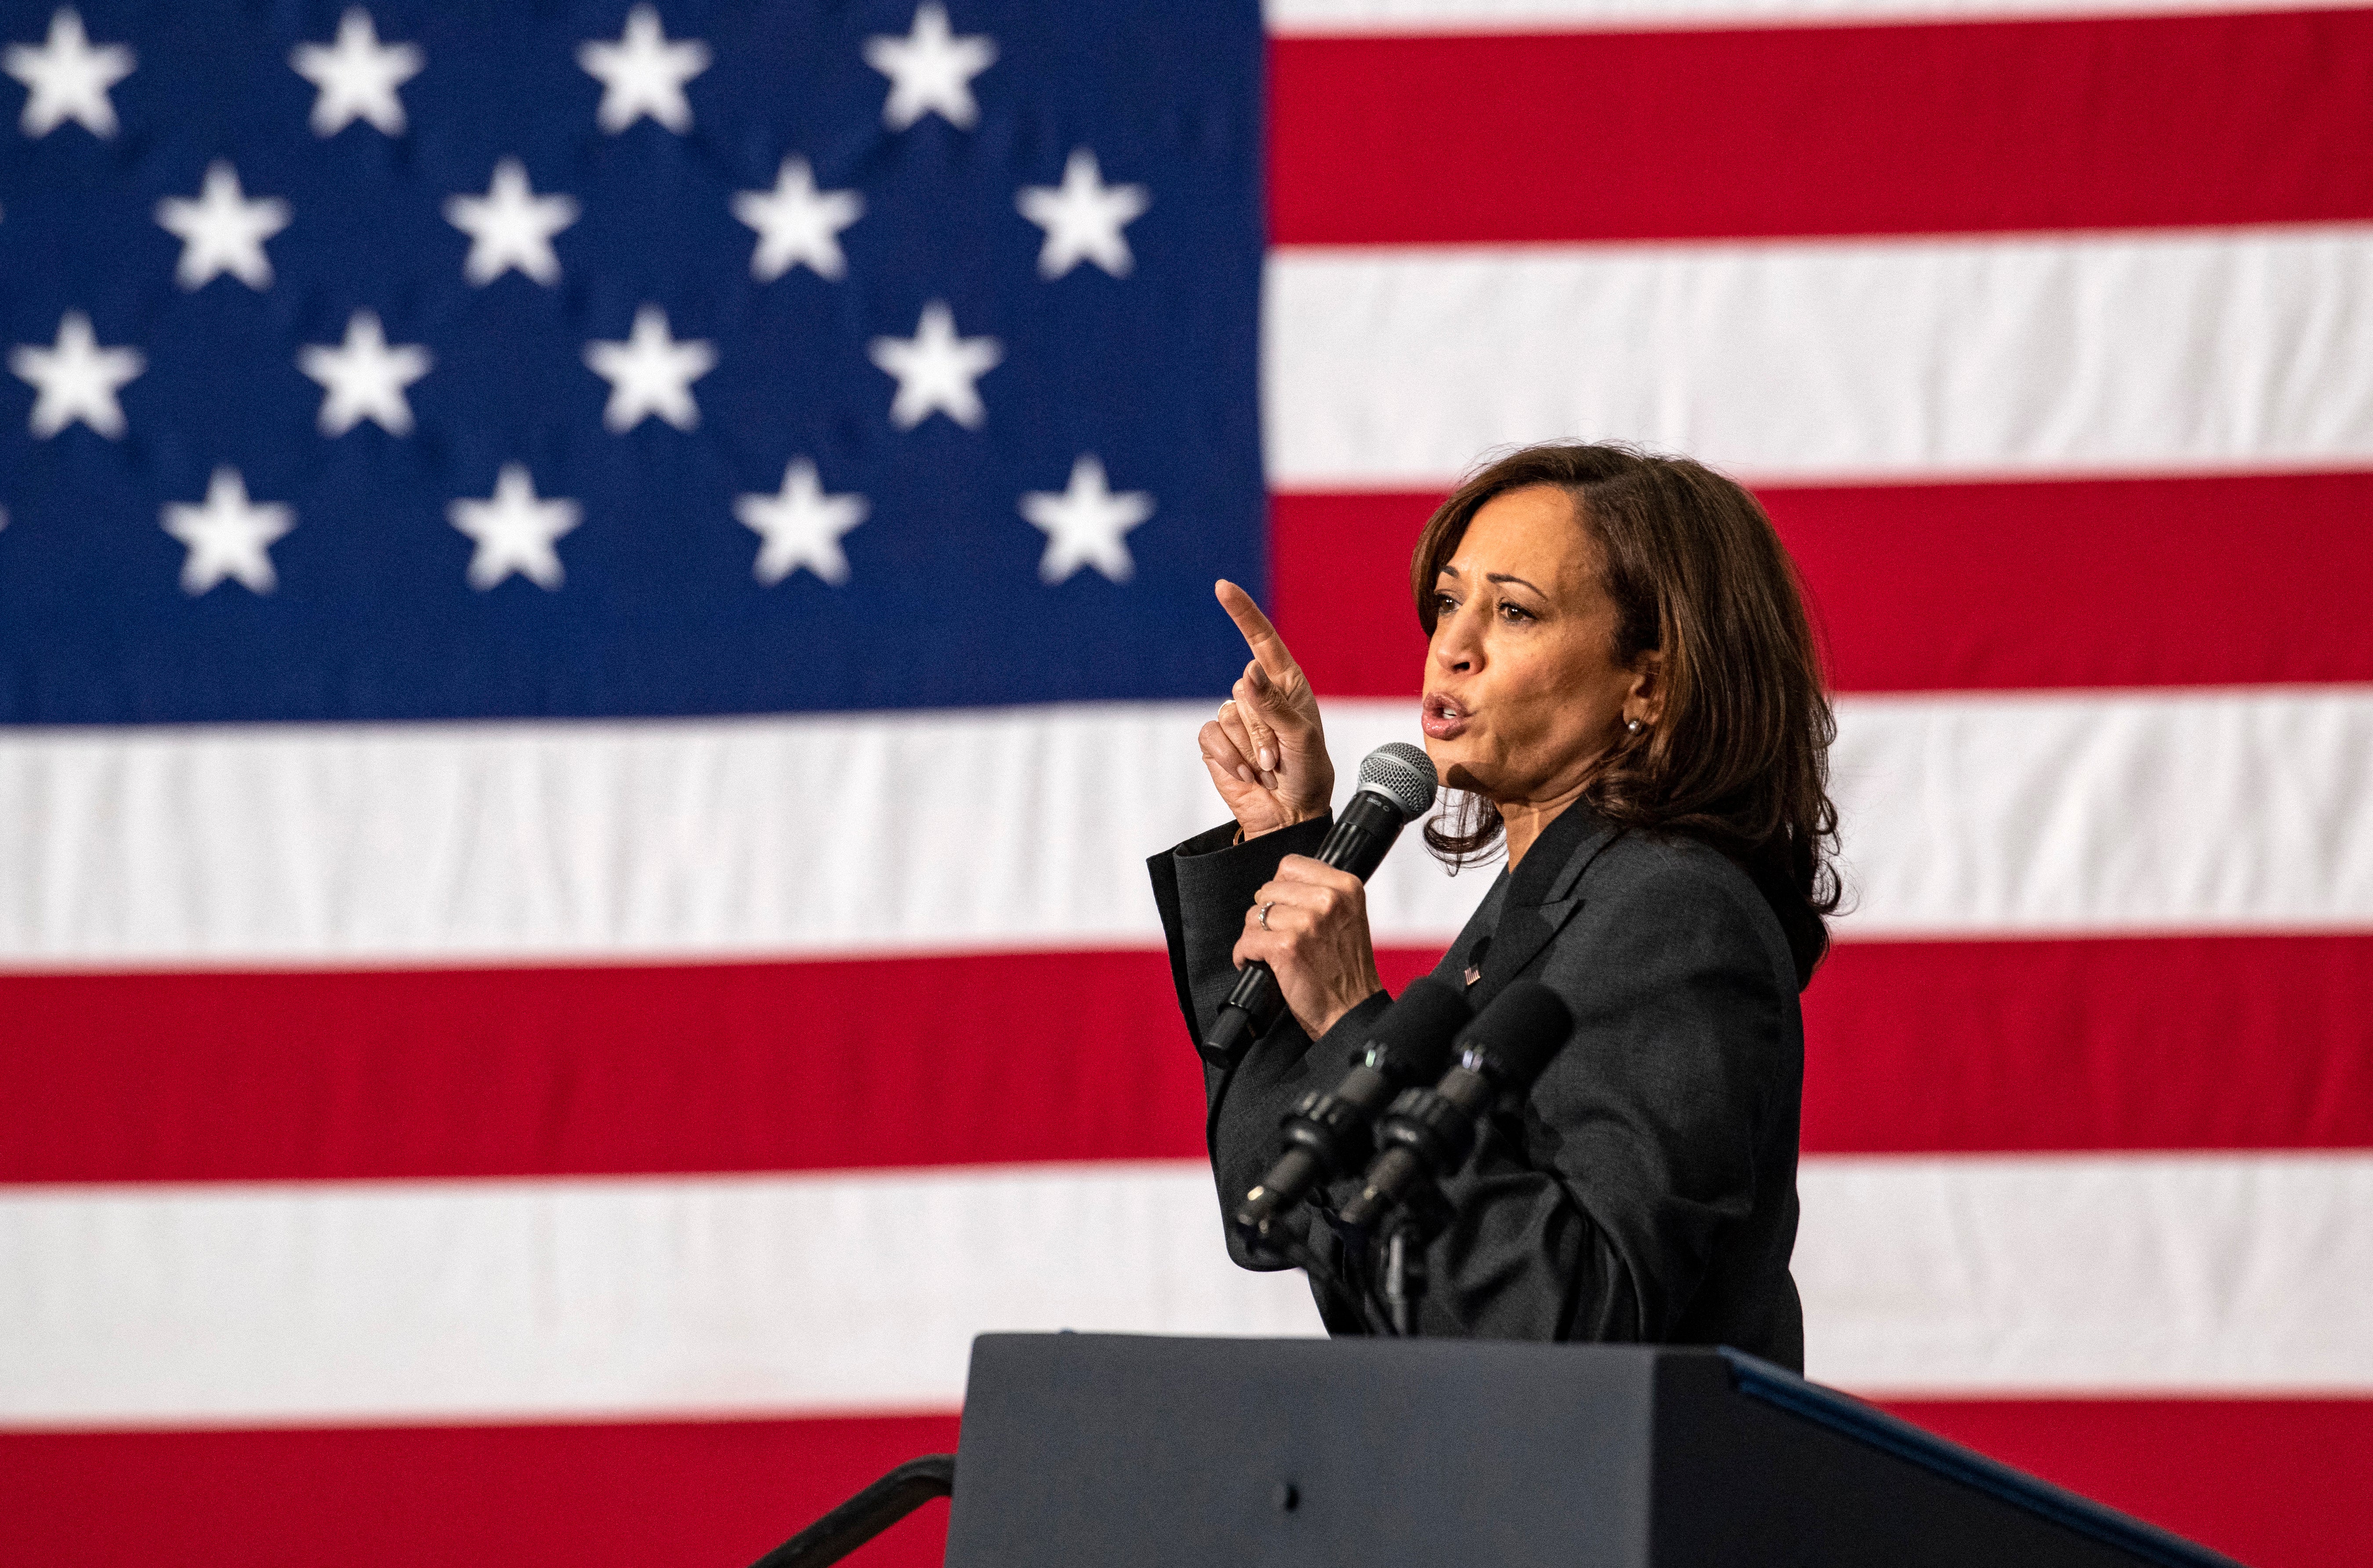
<box><xmin>1147</xmin><ymin>442</ymin><xmax>1839</xmax><ymax>1370</ymax></box>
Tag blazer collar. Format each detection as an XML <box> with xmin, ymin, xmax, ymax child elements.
<box><xmin>1473</xmin><ymin>802</ymin><xmax>1621</xmax><ymax>997</ymax></box>
<box><xmin>1506</xmin><ymin>799</ymin><xmax>1620</xmax><ymax>908</ymax></box>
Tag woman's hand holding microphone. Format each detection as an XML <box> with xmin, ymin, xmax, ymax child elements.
<box><xmin>1201</xmin><ymin>580</ymin><xmax>1384</xmax><ymax>1041</ymax></box>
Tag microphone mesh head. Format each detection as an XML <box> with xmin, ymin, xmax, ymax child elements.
<box><xmin>1363</xmin><ymin>976</ymin><xmax>1471</xmax><ymax>1072</ymax></box>
<box><xmin>1458</xmin><ymin>981</ymin><xmax>1573</xmax><ymax>1090</ymax></box>
<box><xmin>1356</xmin><ymin>742</ymin><xmax>1439</xmax><ymax>819</ymax></box>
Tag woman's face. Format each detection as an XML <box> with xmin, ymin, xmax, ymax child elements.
<box><xmin>1420</xmin><ymin>485</ymin><xmax>1646</xmax><ymax>808</ymax></box>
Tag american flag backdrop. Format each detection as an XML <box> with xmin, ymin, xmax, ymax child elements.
<box><xmin>2</xmin><ymin>0</ymin><xmax>2370</xmax><ymax>1563</ymax></box>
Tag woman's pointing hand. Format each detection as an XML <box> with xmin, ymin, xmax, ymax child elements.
<box><xmin>1199</xmin><ymin>579</ymin><xmax>1335</xmax><ymax>839</ymax></box>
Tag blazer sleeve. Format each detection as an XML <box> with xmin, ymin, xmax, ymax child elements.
<box><xmin>1147</xmin><ymin>815</ymin><xmax>1331</xmax><ymax>1050</ymax></box>
<box><xmin>1148</xmin><ymin>815</ymin><xmax>1394</xmax><ymax>1311</ymax></box>
<box><xmin>1420</xmin><ymin>860</ymin><xmax>1791</xmax><ymax>1343</ymax></box>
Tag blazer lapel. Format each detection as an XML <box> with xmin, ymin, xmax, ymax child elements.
<box><xmin>1471</xmin><ymin>806</ymin><xmax>1620</xmax><ymax>1006</ymax></box>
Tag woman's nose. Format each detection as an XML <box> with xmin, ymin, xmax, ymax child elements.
<box><xmin>1431</xmin><ymin>606</ymin><xmax>1482</xmax><ymax>673</ymax></box>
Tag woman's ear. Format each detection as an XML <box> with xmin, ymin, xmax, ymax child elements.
<box><xmin>1625</xmin><ymin>650</ymin><xmax>1667</xmax><ymax>728</ymax></box>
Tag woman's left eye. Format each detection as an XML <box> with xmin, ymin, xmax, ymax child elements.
<box><xmin>1497</xmin><ymin>600</ymin><xmax>1534</xmax><ymax>624</ymax></box>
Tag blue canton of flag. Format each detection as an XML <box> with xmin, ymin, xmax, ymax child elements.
<box><xmin>0</xmin><ymin>0</ymin><xmax>1266</xmax><ymax>722</ymax></box>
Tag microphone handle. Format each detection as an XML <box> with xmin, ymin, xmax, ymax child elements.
<box><xmin>1197</xmin><ymin>792</ymin><xmax>1409</xmax><ymax>1068</ymax></box>
<box><xmin>1336</xmin><ymin>1068</ymin><xmax>1495</xmax><ymax>1234</ymax></box>
<box><xmin>1337</xmin><ymin>1145</ymin><xmax>1424</xmax><ymax>1231</ymax></box>
<box><xmin>1199</xmin><ymin>964</ymin><xmax>1282</xmax><ymax>1068</ymax></box>
<box><xmin>1234</xmin><ymin>1060</ymin><xmax>1396</xmax><ymax>1238</ymax></box>
<box><xmin>1316</xmin><ymin>789</ymin><xmax>1406</xmax><ymax>882</ymax></box>
<box><xmin>1233</xmin><ymin>1144</ymin><xmax>1324</xmax><ymax>1236</ymax></box>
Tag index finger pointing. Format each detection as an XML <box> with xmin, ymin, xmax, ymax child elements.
<box><xmin>1215</xmin><ymin>579</ymin><xmax>1301</xmax><ymax>682</ymax></box>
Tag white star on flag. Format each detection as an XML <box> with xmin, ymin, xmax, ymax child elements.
<box><xmin>868</xmin><ymin>301</ymin><xmax>1002</xmax><ymax>431</ymax></box>
<box><xmin>445</xmin><ymin>159</ymin><xmax>580</xmax><ymax>286</ymax></box>
<box><xmin>862</xmin><ymin>2</ymin><xmax>995</xmax><ymax>132</ymax></box>
<box><xmin>299</xmin><ymin>311</ymin><xmax>431</xmax><ymax>437</ymax></box>
<box><xmin>448</xmin><ymin>464</ymin><xmax>582</xmax><ymax>590</ymax></box>
<box><xmin>1020</xmin><ymin>455</ymin><xmax>1153</xmax><ymax>584</ymax></box>
<box><xmin>5</xmin><ymin>8</ymin><xmax>134</xmax><ymax>139</ymax></box>
<box><xmin>289</xmin><ymin>8</ymin><xmax>421</xmax><ymax>137</ymax></box>
<box><xmin>579</xmin><ymin>5</ymin><xmax>708</xmax><ymax>134</ymax></box>
<box><xmin>583</xmin><ymin>305</ymin><xmax>716</xmax><ymax>433</ymax></box>
<box><xmin>733</xmin><ymin>157</ymin><xmax>864</xmax><ymax>282</ymax></box>
<box><xmin>9</xmin><ymin>310</ymin><xmax>143</xmax><ymax>438</ymax></box>
<box><xmin>155</xmin><ymin>161</ymin><xmax>290</xmax><ymax>291</ymax></box>
<box><xmin>1018</xmin><ymin>148</ymin><xmax>1149</xmax><ymax>279</ymax></box>
<box><xmin>161</xmin><ymin>468</ymin><xmax>294</xmax><ymax>596</ymax></box>
<box><xmin>735</xmin><ymin>459</ymin><xmax>869</xmax><ymax>586</ymax></box>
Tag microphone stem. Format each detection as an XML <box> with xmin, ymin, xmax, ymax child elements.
<box><xmin>1384</xmin><ymin>1223</ymin><xmax>1424</xmax><ymax>1337</ymax></box>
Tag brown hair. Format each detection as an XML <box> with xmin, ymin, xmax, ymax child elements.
<box><xmin>1412</xmin><ymin>442</ymin><xmax>1842</xmax><ymax>961</ymax></box>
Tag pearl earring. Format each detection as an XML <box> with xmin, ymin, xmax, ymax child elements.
<box><xmin>1626</xmin><ymin>718</ymin><xmax>1643</xmax><ymax>733</ymax></box>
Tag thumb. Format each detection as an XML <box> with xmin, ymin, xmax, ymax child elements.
<box><xmin>1243</xmin><ymin>661</ymin><xmax>1322</xmax><ymax>755</ymax></box>
<box><xmin>1232</xmin><ymin>664</ymin><xmax>1291</xmax><ymax>773</ymax></box>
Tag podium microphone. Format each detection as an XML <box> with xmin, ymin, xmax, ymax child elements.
<box><xmin>1199</xmin><ymin>742</ymin><xmax>1439</xmax><ymax>1068</ymax></box>
<box><xmin>1336</xmin><ymin>981</ymin><xmax>1573</xmax><ymax>1235</ymax></box>
<box><xmin>1233</xmin><ymin>977</ymin><xmax>1472</xmax><ymax>1248</ymax></box>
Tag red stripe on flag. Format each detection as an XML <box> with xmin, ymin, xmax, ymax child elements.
<box><xmin>1767</xmin><ymin>473</ymin><xmax>2373</xmax><ymax>693</ymax></box>
<box><xmin>0</xmin><ymin>1414</ymin><xmax>960</xmax><ymax>1568</ymax></box>
<box><xmin>1273</xmin><ymin>473</ymin><xmax>2373</xmax><ymax>695</ymax></box>
<box><xmin>1880</xmin><ymin>1397</ymin><xmax>2373</xmax><ymax>1568</ymax></box>
<box><xmin>6</xmin><ymin>934</ymin><xmax>2372</xmax><ymax>1183</ymax></box>
<box><xmin>0</xmin><ymin>953</ymin><xmax>1210</xmax><ymax>1183</ymax></box>
<box><xmin>5</xmin><ymin>1401</ymin><xmax>2369</xmax><ymax>1568</ymax></box>
<box><xmin>1270</xmin><ymin>12</ymin><xmax>2373</xmax><ymax>243</ymax></box>
<box><xmin>1270</xmin><ymin>491</ymin><xmax>1434</xmax><ymax>700</ymax></box>
<box><xmin>1797</xmin><ymin>936</ymin><xmax>2373</xmax><ymax>1154</ymax></box>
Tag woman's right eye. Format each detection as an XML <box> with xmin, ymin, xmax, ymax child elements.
<box><xmin>1434</xmin><ymin>591</ymin><xmax>1459</xmax><ymax>614</ymax></box>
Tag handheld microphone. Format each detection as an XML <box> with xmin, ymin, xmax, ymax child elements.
<box><xmin>1335</xmin><ymin>981</ymin><xmax>1574</xmax><ymax>1235</ymax></box>
<box><xmin>1199</xmin><ymin>742</ymin><xmax>1439</xmax><ymax>1068</ymax></box>
<box><xmin>1232</xmin><ymin>977</ymin><xmax>1472</xmax><ymax>1248</ymax></box>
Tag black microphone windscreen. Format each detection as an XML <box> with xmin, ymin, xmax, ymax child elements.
<box><xmin>1361</xmin><ymin>977</ymin><xmax>1471</xmax><ymax>1069</ymax></box>
<box><xmin>1457</xmin><ymin>981</ymin><xmax>1573</xmax><ymax>1090</ymax></box>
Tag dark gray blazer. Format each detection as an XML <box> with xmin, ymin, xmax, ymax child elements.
<box><xmin>1147</xmin><ymin>800</ymin><xmax>1808</xmax><ymax>1369</ymax></box>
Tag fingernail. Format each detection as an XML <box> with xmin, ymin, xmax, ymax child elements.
<box><xmin>1238</xmin><ymin>766</ymin><xmax>1257</xmax><ymax>783</ymax></box>
<box><xmin>1258</xmin><ymin>747</ymin><xmax>1275</xmax><ymax>771</ymax></box>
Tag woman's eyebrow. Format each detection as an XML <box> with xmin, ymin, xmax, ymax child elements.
<box><xmin>1485</xmin><ymin>572</ymin><xmax>1544</xmax><ymax>594</ymax></box>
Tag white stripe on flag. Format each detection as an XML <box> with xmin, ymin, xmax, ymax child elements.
<box><xmin>0</xmin><ymin>704</ymin><xmax>1228</xmax><ymax>967</ymax></box>
<box><xmin>1813</xmin><ymin>687</ymin><xmax>2373</xmax><ymax>941</ymax></box>
<box><xmin>1797</xmin><ymin>1153</ymin><xmax>2373</xmax><ymax>1394</ymax></box>
<box><xmin>1265</xmin><ymin>0</ymin><xmax>2368</xmax><ymax>34</ymax></box>
<box><xmin>4</xmin><ymin>1154</ymin><xmax>2368</xmax><ymax>1426</ymax></box>
<box><xmin>1264</xmin><ymin>231</ymin><xmax>2373</xmax><ymax>488</ymax></box>
<box><xmin>1342</xmin><ymin>689</ymin><xmax>2373</xmax><ymax>942</ymax></box>
<box><xmin>0</xmin><ymin>1164</ymin><xmax>1322</xmax><ymax>1429</ymax></box>
<box><xmin>1</xmin><ymin>690</ymin><xmax>2368</xmax><ymax>966</ymax></box>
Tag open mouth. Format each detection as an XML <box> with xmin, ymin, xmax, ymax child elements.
<box><xmin>1420</xmin><ymin>692</ymin><xmax>1470</xmax><ymax>740</ymax></box>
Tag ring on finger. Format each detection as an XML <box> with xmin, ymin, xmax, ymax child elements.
<box><xmin>1257</xmin><ymin>900</ymin><xmax>1274</xmax><ymax>931</ymax></box>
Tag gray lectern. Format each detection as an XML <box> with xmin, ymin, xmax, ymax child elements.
<box><xmin>756</xmin><ymin>1333</ymin><xmax>2239</xmax><ymax>1568</ymax></box>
